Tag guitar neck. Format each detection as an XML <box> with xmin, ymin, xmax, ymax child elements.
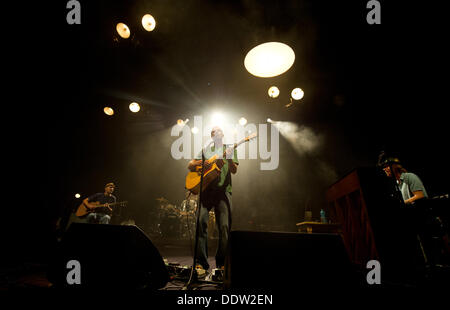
<box><xmin>98</xmin><ymin>202</ymin><xmax>116</xmax><ymax>207</ymax></box>
<box><xmin>91</xmin><ymin>201</ymin><xmax>125</xmax><ymax>208</ymax></box>
<box><xmin>221</xmin><ymin>139</ymin><xmax>248</xmax><ymax>157</ymax></box>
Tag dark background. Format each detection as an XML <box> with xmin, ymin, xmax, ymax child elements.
<box><xmin>5</xmin><ymin>0</ymin><xmax>448</xmax><ymax>265</ymax></box>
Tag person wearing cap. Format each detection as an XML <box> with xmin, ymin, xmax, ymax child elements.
<box><xmin>382</xmin><ymin>158</ymin><xmax>428</xmax><ymax>205</ymax></box>
<box><xmin>82</xmin><ymin>183</ymin><xmax>117</xmax><ymax>224</ymax></box>
<box><xmin>381</xmin><ymin>159</ymin><xmax>450</xmax><ymax>266</ymax></box>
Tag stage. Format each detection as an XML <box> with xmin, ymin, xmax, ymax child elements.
<box><xmin>2</xmin><ymin>225</ymin><xmax>449</xmax><ymax>291</ymax></box>
<box><xmin>0</xmin><ymin>233</ymin><xmax>221</xmax><ymax>290</ymax></box>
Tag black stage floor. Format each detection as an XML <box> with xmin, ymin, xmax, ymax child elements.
<box><xmin>0</xmin><ymin>237</ymin><xmax>222</xmax><ymax>290</ymax></box>
<box><xmin>2</xmin><ymin>232</ymin><xmax>449</xmax><ymax>290</ymax></box>
<box><xmin>152</xmin><ymin>236</ymin><xmax>223</xmax><ymax>290</ymax></box>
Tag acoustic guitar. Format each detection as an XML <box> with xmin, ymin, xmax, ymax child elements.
<box><xmin>76</xmin><ymin>200</ymin><xmax>128</xmax><ymax>217</ymax></box>
<box><xmin>185</xmin><ymin>133</ymin><xmax>257</xmax><ymax>194</ymax></box>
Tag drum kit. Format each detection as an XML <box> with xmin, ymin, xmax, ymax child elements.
<box><xmin>155</xmin><ymin>196</ymin><xmax>217</xmax><ymax>239</ymax></box>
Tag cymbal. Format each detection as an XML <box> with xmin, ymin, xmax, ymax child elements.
<box><xmin>156</xmin><ymin>197</ymin><xmax>169</xmax><ymax>202</ymax></box>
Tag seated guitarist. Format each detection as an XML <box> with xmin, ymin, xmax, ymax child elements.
<box><xmin>82</xmin><ymin>182</ymin><xmax>117</xmax><ymax>224</ymax></box>
<box><xmin>187</xmin><ymin>126</ymin><xmax>239</xmax><ymax>273</ymax></box>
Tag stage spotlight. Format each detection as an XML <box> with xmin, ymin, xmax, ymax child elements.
<box><xmin>191</xmin><ymin>127</ymin><xmax>199</xmax><ymax>134</ymax></box>
<box><xmin>177</xmin><ymin>118</ymin><xmax>189</xmax><ymax>126</ymax></box>
<box><xmin>116</xmin><ymin>23</ymin><xmax>131</xmax><ymax>39</ymax></box>
<box><xmin>104</xmin><ymin>107</ymin><xmax>114</xmax><ymax>116</ymax></box>
<box><xmin>129</xmin><ymin>102</ymin><xmax>140</xmax><ymax>113</ymax></box>
<box><xmin>211</xmin><ymin>112</ymin><xmax>225</xmax><ymax>127</ymax></box>
<box><xmin>268</xmin><ymin>86</ymin><xmax>280</xmax><ymax>98</ymax></box>
<box><xmin>267</xmin><ymin>118</ymin><xmax>273</xmax><ymax>123</ymax></box>
<box><xmin>239</xmin><ymin>117</ymin><xmax>247</xmax><ymax>126</ymax></box>
<box><xmin>244</xmin><ymin>42</ymin><xmax>295</xmax><ymax>78</ymax></box>
<box><xmin>291</xmin><ymin>88</ymin><xmax>304</xmax><ymax>100</ymax></box>
<box><xmin>75</xmin><ymin>193</ymin><xmax>81</xmax><ymax>199</ymax></box>
<box><xmin>142</xmin><ymin>14</ymin><xmax>156</xmax><ymax>31</ymax></box>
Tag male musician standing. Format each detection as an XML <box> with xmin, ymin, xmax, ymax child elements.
<box><xmin>82</xmin><ymin>182</ymin><xmax>117</xmax><ymax>224</ymax></box>
<box><xmin>187</xmin><ymin>126</ymin><xmax>239</xmax><ymax>273</ymax></box>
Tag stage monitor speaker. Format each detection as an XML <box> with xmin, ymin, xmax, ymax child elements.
<box><xmin>48</xmin><ymin>223</ymin><xmax>169</xmax><ymax>289</ymax></box>
<box><xmin>224</xmin><ymin>231</ymin><xmax>359</xmax><ymax>289</ymax></box>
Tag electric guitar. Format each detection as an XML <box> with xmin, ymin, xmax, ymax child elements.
<box><xmin>185</xmin><ymin>133</ymin><xmax>257</xmax><ymax>194</ymax></box>
<box><xmin>76</xmin><ymin>200</ymin><xmax>128</xmax><ymax>217</ymax></box>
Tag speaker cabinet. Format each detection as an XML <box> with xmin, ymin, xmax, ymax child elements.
<box><xmin>224</xmin><ymin>231</ymin><xmax>358</xmax><ymax>288</ymax></box>
<box><xmin>48</xmin><ymin>223</ymin><xmax>169</xmax><ymax>289</ymax></box>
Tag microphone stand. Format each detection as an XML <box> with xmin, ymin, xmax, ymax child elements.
<box><xmin>184</xmin><ymin>147</ymin><xmax>206</xmax><ymax>290</ymax></box>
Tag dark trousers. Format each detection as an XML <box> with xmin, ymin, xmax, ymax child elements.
<box><xmin>195</xmin><ymin>190</ymin><xmax>232</xmax><ymax>270</ymax></box>
<box><xmin>404</xmin><ymin>202</ymin><xmax>448</xmax><ymax>267</ymax></box>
